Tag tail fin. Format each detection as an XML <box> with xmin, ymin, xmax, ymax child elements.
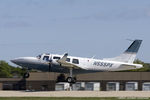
<box><xmin>103</xmin><ymin>39</ymin><xmax>142</xmax><ymax>63</ymax></box>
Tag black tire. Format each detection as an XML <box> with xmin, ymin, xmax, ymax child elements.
<box><xmin>67</xmin><ymin>77</ymin><xmax>72</xmax><ymax>83</ymax></box>
<box><xmin>66</xmin><ymin>77</ymin><xmax>76</xmax><ymax>83</ymax></box>
<box><xmin>23</xmin><ymin>72</ymin><xmax>30</xmax><ymax>78</ymax></box>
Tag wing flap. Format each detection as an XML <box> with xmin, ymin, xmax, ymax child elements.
<box><xmin>60</xmin><ymin>62</ymin><xmax>80</xmax><ymax>69</ymax></box>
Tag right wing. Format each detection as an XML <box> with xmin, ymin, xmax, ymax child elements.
<box><xmin>57</xmin><ymin>53</ymin><xmax>81</xmax><ymax>69</ymax></box>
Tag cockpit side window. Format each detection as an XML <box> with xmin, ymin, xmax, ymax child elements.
<box><xmin>53</xmin><ymin>56</ymin><xmax>60</xmax><ymax>60</ymax></box>
<box><xmin>72</xmin><ymin>59</ymin><xmax>79</xmax><ymax>64</ymax></box>
<box><xmin>66</xmin><ymin>58</ymin><xmax>70</xmax><ymax>62</ymax></box>
<box><xmin>43</xmin><ymin>56</ymin><xmax>49</xmax><ymax>61</ymax></box>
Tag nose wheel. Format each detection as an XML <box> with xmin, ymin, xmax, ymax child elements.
<box><xmin>22</xmin><ymin>68</ymin><xmax>30</xmax><ymax>78</ymax></box>
<box><xmin>23</xmin><ymin>72</ymin><xmax>30</xmax><ymax>78</ymax></box>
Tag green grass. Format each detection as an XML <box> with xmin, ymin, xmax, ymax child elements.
<box><xmin>0</xmin><ymin>97</ymin><xmax>149</xmax><ymax>100</ymax></box>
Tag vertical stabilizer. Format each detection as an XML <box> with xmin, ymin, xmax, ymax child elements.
<box><xmin>103</xmin><ymin>40</ymin><xmax>142</xmax><ymax>63</ymax></box>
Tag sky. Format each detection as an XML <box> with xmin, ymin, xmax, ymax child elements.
<box><xmin>0</xmin><ymin>0</ymin><xmax>150</xmax><ymax>65</ymax></box>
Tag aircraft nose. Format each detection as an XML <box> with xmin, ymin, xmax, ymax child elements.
<box><xmin>11</xmin><ymin>57</ymin><xmax>26</xmax><ymax>65</ymax></box>
<box><xmin>11</xmin><ymin>57</ymin><xmax>39</xmax><ymax>66</ymax></box>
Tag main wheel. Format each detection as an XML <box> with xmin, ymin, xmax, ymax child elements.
<box><xmin>66</xmin><ymin>77</ymin><xmax>76</xmax><ymax>83</ymax></box>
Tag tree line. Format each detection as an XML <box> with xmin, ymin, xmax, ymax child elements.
<box><xmin>0</xmin><ymin>60</ymin><xmax>25</xmax><ymax>78</ymax></box>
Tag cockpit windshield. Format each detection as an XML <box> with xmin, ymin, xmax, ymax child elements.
<box><xmin>36</xmin><ymin>55</ymin><xmax>42</xmax><ymax>59</ymax></box>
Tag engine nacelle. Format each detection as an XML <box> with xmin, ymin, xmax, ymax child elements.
<box><xmin>52</xmin><ymin>60</ymin><xmax>61</xmax><ymax>66</ymax></box>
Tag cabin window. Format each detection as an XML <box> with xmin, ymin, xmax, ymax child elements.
<box><xmin>66</xmin><ymin>58</ymin><xmax>70</xmax><ymax>62</ymax></box>
<box><xmin>72</xmin><ymin>59</ymin><xmax>79</xmax><ymax>64</ymax></box>
<box><xmin>53</xmin><ymin>56</ymin><xmax>61</xmax><ymax>60</ymax></box>
<box><xmin>43</xmin><ymin>56</ymin><xmax>49</xmax><ymax>61</ymax></box>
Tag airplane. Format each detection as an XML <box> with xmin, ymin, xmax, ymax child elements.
<box><xmin>11</xmin><ymin>39</ymin><xmax>143</xmax><ymax>83</ymax></box>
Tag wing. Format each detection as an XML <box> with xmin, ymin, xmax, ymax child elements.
<box><xmin>57</xmin><ymin>53</ymin><xmax>81</xmax><ymax>69</ymax></box>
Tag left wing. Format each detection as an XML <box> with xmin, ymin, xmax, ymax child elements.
<box><xmin>57</xmin><ymin>53</ymin><xmax>81</xmax><ymax>69</ymax></box>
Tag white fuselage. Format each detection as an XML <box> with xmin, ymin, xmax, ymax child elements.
<box><xmin>11</xmin><ymin>53</ymin><xmax>143</xmax><ymax>74</ymax></box>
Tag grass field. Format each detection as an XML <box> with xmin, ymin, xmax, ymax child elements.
<box><xmin>0</xmin><ymin>97</ymin><xmax>149</xmax><ymax>100</ymax></box>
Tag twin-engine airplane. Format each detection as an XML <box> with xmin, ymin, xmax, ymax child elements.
<box><xmin>11</xmin><ymin>40</ymin><xmax>143</xmax><ymax>83</ymax></box>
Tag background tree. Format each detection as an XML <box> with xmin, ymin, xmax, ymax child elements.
<box><xmin>0</xmin><ymin>61</ymin><xmax>12</xmax><ymax>78</ymax></box>
<box><xmin>0</xmin><ymin>60</ymin><xmax>25</xmax><ymax>78</ymax></box>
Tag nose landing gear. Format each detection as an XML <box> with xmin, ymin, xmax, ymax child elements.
<box><xmin>22</xmin><ymin>68</ymin><xmax>30</xmax><ymax>78</ymax></box>
<box><xmin>23</xmin><ymin>72</ymin><xmax>30</xmax><ymax>78</ymax></box>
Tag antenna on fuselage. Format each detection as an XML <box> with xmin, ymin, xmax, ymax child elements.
<box><xmin>126</xmin><ymin>39</ymin><xmax>134</xmax><ymax>42</ymax></box>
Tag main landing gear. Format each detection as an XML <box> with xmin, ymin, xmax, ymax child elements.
<box><xmin>66</xmin><ymin>68</ymin><xmax>76</xmax><ymax>84</ymax></box>
<box><xmin>66</xmin><ymin>68</ymin><xmax>76</xmax><ymax>91</ymax></box>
